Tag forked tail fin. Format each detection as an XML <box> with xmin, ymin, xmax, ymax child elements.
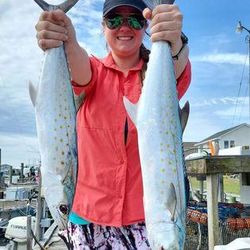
<box><xmin>34</xmin><ymin>0</ymin><xmax>79</xmax><ymax>12</ymax></box>
<box><xmin>143</xmin><ymin>0</ymin><xmax>175</xmax><ymax>10</ymax></box>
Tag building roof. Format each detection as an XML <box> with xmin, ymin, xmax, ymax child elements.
<box><xmin>195</xmin><ymin>123</ymin><xmax>249</xmax><ymax>146</ymax></box>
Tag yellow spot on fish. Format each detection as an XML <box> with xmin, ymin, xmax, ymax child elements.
<box><xmin>168</xmin><ymin>160</ymin><xmax>172</xmax><ymax>165</ymax></box>
<box><xmin>61</xmin><ymin>151</ymin><xmax>65</xmax><ymax>155</ymax></box>
<box><xmin>61</xmin><ymin>161</ymin><xmax>65</xmax><ymax>165</ymax></box>
<box><xmin>59</xmin><ymin>114</ymin><xmax>62</xmax><ymax>117</ymax></box>
<box><xmin>160</xmin><ymin>158</ymin><xmax>164</xmax><ymax>162</ymax></box>
<box><xmin>60</xmin><ymin>125</ymin><xmax>63</xmax><ymax>129</ymax></box>
<box><xmin>173</xmin><ymin>168</ymin><xmax>177</xmax><ymax>173</ymax></box>
<box><xmin>161</xmin><ymin>168</ymin><xmax>165</xmax><ymax>173</ymax></box>
<box><xmin>165</xmin><ymin>131</ymin><xmax>169</xmax><ymax>135</ymax></box>
<box><xmin>166</xmin><ymin>144</ymin><xmax>170</xmax><ymax>148</ymax></box>
<box><xmin>64</xmin><ymin>116</ymin><xmax>67</xmax><ymax>120</ymax></box>
<box><xmin>60</xmin><ymin>139</ymin><xmax>63</xmax><ymax>142</ymax></box>
<box><xmin>173</xmin><ymin>149</ymin><xmax>176</xmax><ymax>154</ymax></box>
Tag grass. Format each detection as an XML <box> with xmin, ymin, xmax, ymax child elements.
<box><xmin>189</xmin><ymin>175</ymin><xmax>240</xmax><ymax>196</ymax></box>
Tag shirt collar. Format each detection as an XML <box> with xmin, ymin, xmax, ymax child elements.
<box><xmin>97</xmin><ymin>52</ymin><xmax>144</xmax><ymax>72</ymax></box>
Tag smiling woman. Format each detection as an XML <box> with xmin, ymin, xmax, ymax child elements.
<box><xmin>34</xmin><ymin>0</ymin><xmax>191</xmax><ymax>248</ymax></box>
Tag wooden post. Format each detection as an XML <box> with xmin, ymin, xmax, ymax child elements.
<box><xmin>207</xmin><ymin>174</ymin><xmax>219</xmax><ymax>250</ymax></box>
<box><xmin>9</xmin><ymin>166</ymin><xmax>13</xmax><ymax>185</ymax></box>
<box><xmin>35</xmin><ymin>169</ymin><xmax>42</xmax><ymax>243</ymax></box>
<box><xmin>27</xmin><ymin>215</ymin><xmax>32</xmax><ymax>250</ymax></box>
<box><xmin>218</xmin><ymin>174</ymin><xmax>224</xmax><ymax>202</ymax></box>
<box><xmin>199</xmin><ymin>180</ymin><xmax>204</xmax><ymax>200</ymax></box>
<box><xmin>20</xmin><ymin>163</ymin><xmax>24</xmax><ymax>183</ymax></box>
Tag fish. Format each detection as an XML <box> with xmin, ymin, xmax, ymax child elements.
<box><xmin>123</xmin><ymin>0</ymin><xmax>189</xmax><ymax>249</ymax></box>
<box><xmin>29</xmin><ymin>0</ymin><xmax>79</xmax><ymax>230</ymax></box>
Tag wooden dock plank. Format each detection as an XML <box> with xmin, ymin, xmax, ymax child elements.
<box><xmin>186</xmin><ymin>155</ymin><xmax>250</xmax><ymax>174</ymax></box>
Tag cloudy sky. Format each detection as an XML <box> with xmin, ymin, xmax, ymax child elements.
<box><xmin>0</xmin><ymin>0</ymin><xmax>250</xmax><ymax>167</ymax></box>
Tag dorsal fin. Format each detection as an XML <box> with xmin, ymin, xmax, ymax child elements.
<box><xmin>123</xmin><ymin>97</ymin><xmax>139</xmax><ymax>127</ymax></box>
<box><xmin>34</xmin><ymin>0</ymin><xmax>79</xmax><ymax>12</ymax></box>
<box><xmin>166</xmin><ymin>183</ymin><xmax>177</xmax><ymax>221</ymax></box>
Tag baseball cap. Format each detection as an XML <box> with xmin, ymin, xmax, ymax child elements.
<box><xmin>103</xmin><ymin>0</ymin><xmax>147</xmax><ymax>17</ymax></box>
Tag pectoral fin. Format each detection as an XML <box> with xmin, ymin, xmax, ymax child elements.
<box><xmin>29</xmin><ymin>81</ymin><xmax>37</xmax><ymax>107</ymax></box>
<box><xmin>166</xmin><ymin>183</ymin><xmax>177</xmax><ymax>221</ymax></box>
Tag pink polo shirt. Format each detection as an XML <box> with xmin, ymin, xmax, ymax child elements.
<box><xmin>71</xmin><ymin>53</ymin><xmax>191</xmax><ymax>227</ymax></box>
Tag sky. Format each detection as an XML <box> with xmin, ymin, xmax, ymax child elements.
<box><xmin>0</xmin><ymin>0</ymin><xmax>250</xmax><ymax>167</ymax></box>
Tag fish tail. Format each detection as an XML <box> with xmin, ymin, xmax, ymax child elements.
<box><xmin>143</xmin><ymin>0</ymin><xmax>175</xmax><ymax>10</ymax></box>
<box><xmin>34</xmin><ymin>0</ymin><xmax>79</xmax><ymax>12</ymax></box>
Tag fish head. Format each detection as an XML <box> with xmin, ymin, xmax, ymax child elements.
<box><xmin>52</xmin><ymin>203</ymin><xmax>70</xmax><ymax>229</ymax></box>
<box><xmin>147</xmin><ymin>221</ymin><xmax>184</xmax><ymax>250</ymax></box>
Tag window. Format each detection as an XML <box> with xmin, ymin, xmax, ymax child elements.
<box><xmin>230</xmin><ymin>140</ymin><xmax>235</xmax><ymax>148</ymax></box>
<box><xmin>224</xmin><ymin>140</ymin><xmax>229</xmax><ymax>149</ymax></box>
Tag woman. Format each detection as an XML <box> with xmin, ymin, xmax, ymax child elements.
<box><xmin>35</xmin><ymin>0</ymin><xmax>191</xmax><ymax>248</ymax></box>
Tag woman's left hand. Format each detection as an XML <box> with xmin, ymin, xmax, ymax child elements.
<box><xmin>143</xmin><ymin>4</ymin><xmax>183</xmax><ymax>56</ymax></box>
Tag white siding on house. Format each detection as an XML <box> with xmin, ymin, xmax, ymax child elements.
<box><xmin>220</xmin><ymin>125</ymin><xmax>250</xmax><ymax>149</ymax></box>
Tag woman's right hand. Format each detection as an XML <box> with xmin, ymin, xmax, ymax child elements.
<box><xmin>35</xmin><ymin>9</ymin><xmax>77</xmax><ymax>50</ymax></box>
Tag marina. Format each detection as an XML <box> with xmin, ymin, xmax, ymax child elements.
<box><xmin>1</xmin><ymin>143</ymin><xmax>250</xmax><ymax>249</ymax></box>
<box><xmin>1</xmin><ymin>0</ymin><xmax>250</xmax><ymax>249</ymax></box>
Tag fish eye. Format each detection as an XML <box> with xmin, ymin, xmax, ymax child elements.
<box><xmin>59</xmin><ymin>204</ymin><xmax>69</xmax><ymax>215</ymax></box>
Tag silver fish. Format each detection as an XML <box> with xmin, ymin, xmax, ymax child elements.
<box><xmin>29</xmin><ymin>0</ymin><xmax>79</xmax><ymax>230</ymax></box>
<box><xmin>124</xmin><ymin>0</ymin><xmax>188</xmax><ymax>249</ymax></box>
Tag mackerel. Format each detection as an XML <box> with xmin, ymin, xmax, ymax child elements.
<box><xmin>30</xmin><ymin>0</ymin><xmax>79</xmax><ymax>230</ymax></box>
<box><xmin>124</xmin><ymin>0</ymin><xmax>189</xmax><ymax>248</ymax></box>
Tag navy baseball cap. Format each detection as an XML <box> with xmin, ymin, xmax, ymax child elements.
<box><xmin>103</xmin><ymin>0</ymin><xmax>147</xmax><ymax>17</ymax></box>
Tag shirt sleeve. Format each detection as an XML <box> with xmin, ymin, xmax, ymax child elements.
<box><xmin>71</xmin><ymin>56</ymin><xmax>98</xmax><ymax>96</ymax></box>
<box><xmin>176</xmin><ymin>60</ymin><xmax>191</xmax><ymax>100</ymax></box>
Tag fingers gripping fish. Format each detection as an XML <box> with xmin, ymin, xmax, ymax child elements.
<box><xmin>30</xmin><ymin>0</ymin><xmax>79</xmax><ymax>230</ymax></box>
<box><xmin>124</xmin><ymin>0</ymin><xmax>189</xmax><ymax>249</ymax></box>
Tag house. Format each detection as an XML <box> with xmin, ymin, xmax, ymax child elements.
<box><xmin>194</xmin><ymin>123</ymin><xmax>250</xmax><ymax>154</ymax></box>
<box><xmin>191</xmin><ymin>123</ymin><xmax>250</xmax><ymax>204</ymax></box>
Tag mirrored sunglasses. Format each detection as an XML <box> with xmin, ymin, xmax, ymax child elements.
<box><xmin>104</xmin><ymin>14</ymin><xmax>147</xmax><ymax>30</ymax></box>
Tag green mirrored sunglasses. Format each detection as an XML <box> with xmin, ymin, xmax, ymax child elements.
<box><xmin>104</xmin><ymin>14</ymin><xmax>147</xmax><ymax>30</ymax></box>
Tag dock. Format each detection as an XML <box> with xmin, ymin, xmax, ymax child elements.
<box><xmin>186</xmin><ymin>155</ymin><xmax>250</xmax><ymax>250</ymax></box>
